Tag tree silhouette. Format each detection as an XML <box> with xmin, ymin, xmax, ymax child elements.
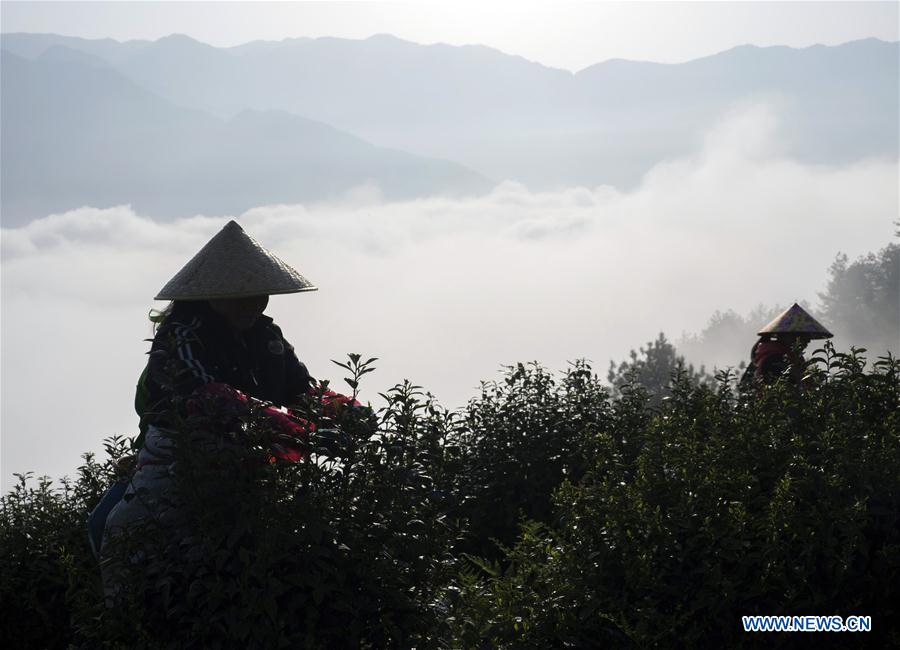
<box><xmin>608</xmin><ymin>332</ymin><xmax>711</xmax><ymax>406</ymax></box>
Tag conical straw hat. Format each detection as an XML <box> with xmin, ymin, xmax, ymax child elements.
<box><xmin>757</xmin><ymin>303</ymin><xmax>833</xmax><ymax>339</ymax></box>
<box><xmin>155</xmin><ymin>220</ymin><xmax>316</xmax><ymax>300</ymax></box>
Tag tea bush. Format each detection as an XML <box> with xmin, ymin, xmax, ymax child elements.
<box><xmin>456</xmin><ymin>360</ymin><xmax>612</xmax><ymax>559</ymax></box>
<box><xmin>2</xmin><ymin>346</ymin><xmax>897</xmax><ymax>648</ymax></box>
<box><xmin>0</xmin><ymin>438</ymin><xmax>131</xmax><ymax>648</ymax></box>
<box><xmin>448</xmin><ymin>345</ymin><xmax>900</xmax><ymax>648</ymax></box>
<box><xmin>91</xmin><ymin>372</ymin><xmax>468</xmax><ymax>649</ymax></box>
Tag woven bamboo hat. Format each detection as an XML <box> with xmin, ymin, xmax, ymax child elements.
<box><xmin>155</xmin><ymin>220</ymin><xmax>316</xmax><ymax>300</ymax></box>
<box><xmin>757</xmin><ymin>303</ymin><xmax>833</xmax><ymax>339</ymax></box>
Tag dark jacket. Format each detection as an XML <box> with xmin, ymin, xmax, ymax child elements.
<box><xmin>136</xmin><ymin>301</ymin><xmax>312</xmax><ymax>436</ymax></box>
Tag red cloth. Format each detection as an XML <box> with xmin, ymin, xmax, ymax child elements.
<box><xmin>186</xmin><ymin>382</ymin><xmax>359</xmax><ymax>463</ymax></box>
<box><xmin>187</xmin><ymin>383</ymin><xmax>310</xmax><ymax>462</ymax></box>
<box><xmin>752</xmin><ymin>340</ymin><xmax>791</xmax><ymax>368</ymax></box>
<box><xmin>263</xmin><ymin>406</ymin><xmax>313</xmax><ymax>462</ymax></box>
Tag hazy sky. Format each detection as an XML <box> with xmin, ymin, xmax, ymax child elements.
<box><xmin>2</xmin><ymin>103</ymin><xmax>897</xmax><ymax>488</ymax></box>
<box><xmin>1</xmin><ymin>1</ymin><xmax>897</xmax><ymax>70</ymax></box>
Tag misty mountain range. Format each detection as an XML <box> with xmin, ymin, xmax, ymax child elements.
<box><xmin>1</xmin><ymin>33</ymin><xmax>897</xmax><ymax>225</ymax></box>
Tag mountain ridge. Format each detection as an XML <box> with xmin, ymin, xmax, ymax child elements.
<box><xmin>0</xmin><ymin>49</ymin><xmax>492</xmax><ymax>226</ymax></box>
<box><xmin>1</xmin><ymin>32</ymin><xmax>896</xmax><ymax>222</ymax></box>
<box><xmin>4</xmin><ymin>31</ymin><xmax>895</xmax><ymax>70</ymax></box>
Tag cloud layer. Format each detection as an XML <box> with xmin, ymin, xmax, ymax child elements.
<box><xmin>2</xmin><ymin>104</ymin><xmax>897</xmax><ymax>489</ymax></box>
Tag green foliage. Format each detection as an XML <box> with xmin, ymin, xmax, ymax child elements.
<box><xmin>331</xmin><ymin>353</ymin><xmax>378</xmax><ymax>400</ymax></box>
<box><xmin>0</xmin><ymin>438</ymin><xmax>132</xmax><ymax>649</ymax></box>
<box><xmin>2</xmin><ymin>348</ymin><xmax>898</xmax><ymax>647</ymax></box>
<box><xmin>95</xmin><ymin>372</ymin><xmax>466</xmax><ymax>648</ymax></box>
<box><xmin>450</xmin><ymin>345</ymin><xmax>900</xmax><ymax>648</ymax></box>
<box><xmin>458</xmin><ymin>361</ymin><xmax>611</xmax><ymax>559</ymax></box>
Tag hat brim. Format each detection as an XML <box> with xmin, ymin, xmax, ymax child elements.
<box><xmin>155</xmin><ymin>220</ymin><xmax>317</xmax><ymax>300</ymax></box>
<box><xmin>155</xmin><ymin>286</ymin><xmax>318</xmax><ymax>301</ymax></box>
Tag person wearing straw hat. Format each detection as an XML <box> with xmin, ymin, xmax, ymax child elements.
<box><xmin>133</xmin><ymin>219</ymin><xmax>318</xmax><ymax>441</ymax></box>
<box><xmin>739</xmin><ymin>303</ymin><xmax>833</xmax><ymax>389</ymax></box>
<box><xmin>98</xmin><ymin>221</ymin><xmax>317</xmax><ymax>597</ymax></box>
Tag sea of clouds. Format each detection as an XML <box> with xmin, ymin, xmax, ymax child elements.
<box><xmin>2</xmin><ymin>104</ymin><xmax>897</xmax><ymax>489</ymax></box>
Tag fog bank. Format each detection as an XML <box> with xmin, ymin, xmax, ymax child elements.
<box><xmin>2</xmin><ymin>105</ymin><xmax>896</xmax><ymax>489</ymax></box>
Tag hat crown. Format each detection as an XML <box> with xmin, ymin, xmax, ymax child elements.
<box><xmin>155</xmin><ymin>220</ymin><xmax>316</xmax><ymax>300</ymax></box>
<box><xmin>757</xmin><ymin>303</ymin><xmax>832</xmax><ymax>338</ymax></box>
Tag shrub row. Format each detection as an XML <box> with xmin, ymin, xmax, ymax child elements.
<box><xmin>1</xmin><ymin>345</ymin><xmax>897</xmax><ymax>648</ymax></box>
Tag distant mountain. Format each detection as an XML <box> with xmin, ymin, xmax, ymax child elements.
<box><xmin>1</xmin><ymin>32</ymin><xmax>574</xmax><ymax>128</ymax></box>
<box><xmin>1</xmin><ymin>33</ymin><xmax>897</xmax><ymax>219</ymax></box>
<box><xmin>0</xmin><ymin>32</ymin><xmax>151</xmax><ymax>63</ymax></box>
<box><xmin>575</xmin><ymin>40</ymin><xmax>899</xmax><ymax>164</ymax></box>
<box><xmin>0</xmin><ymin>49</ymin><xmax>490</xmax><ymax>225</ymax></box>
